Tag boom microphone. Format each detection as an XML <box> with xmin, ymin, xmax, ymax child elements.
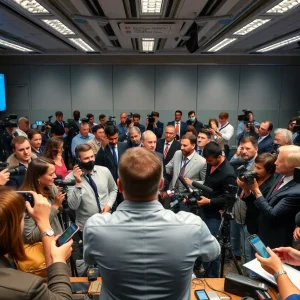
<box><xmin>191</xmin><ymin>181</ymin><xmax>213</xmax><ymax>194</ymax></box>
<box><xmin>178</xmin><ymin>176</ymin><xmax>193</xmax><ymax>193</ymax></box>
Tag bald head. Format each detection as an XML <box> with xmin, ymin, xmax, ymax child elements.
<box><xmin>142</xmin><ymin>130</ymin><xmax>157</xmax><ymax>151</ymax></box>
<box><xmin>18</xmin><ymin>117</ymin><xmax>29</xmax><ymax>133</ymax></box>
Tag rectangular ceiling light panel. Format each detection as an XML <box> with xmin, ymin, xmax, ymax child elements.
<box><xmin>12</xmin><ymin>0</ymin><xmax>49</xmax><ymax>14</ymax></box>
<box><xmin>233</xmin><ymin>19</ymin><xmax>271</xmax><ymax>36</ymax></box>
<box><xmin>141</xmin><ymin>0</ymin><xmax>163</xmax><ymax>14</ymax></box>
<box><xmin>256</xmin><ymin>35</ymin><xmax>300</xmax><ymax>52</ymax></box>
<box><xmin>267</xmin><ymin>0</ymin><xmax>300</xmax><ymax>14</ymax></box>
<box><xmin>42</xmin><ymin>19</ymin><xmax>75</xmax><ymax>35</ymax></box>
<box><xmin>207</xmin><ymin>38</ymin><xmax>237</xmax><ymax>52</ymax></box>
<box><xmin>69</xmin><ymin>38</ymin><xmax>95</xmax><ymax>52</ymax></box>
<box><xmin>0</xmin><ymin>38</ymin><xmax>33</xmax><ymax>52</ymax></box>
<box><xmin>142</xmin><ymin>38</ymin><xmax>155</xmax><ymax>52</ymax></box>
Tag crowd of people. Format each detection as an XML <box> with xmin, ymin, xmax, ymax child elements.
<box><xmin>0</xmin><ymin>108</ymin><xmax>300</xmax><ymax>299</ymax></box>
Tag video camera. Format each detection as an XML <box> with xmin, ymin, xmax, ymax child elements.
<box><xmin>147</xmin><ymin>112</ymin><xmax>155</xmax><ymax>124</ymax></box>
<box><xmin>0</xmin><ymin>114</ymin><xmax>18</xmax><ymax>130</ymax></box>
<box><xmin>106</xmin><ymin>116</ymin><xmax>116</xmax><ymax>126</ymax></box>
<box><xmin>238</xmin><ymin>110</ymin><xmax>256</xmax><ymax>132</ymax></box>
<box><xmin>0</xmin><ymin>162</ymin><xmax>26</xmax><ymax>176</ymax></box>
<box><xmin>126</xmin><ymin>113</ymin><xmax>133</xmax><ymax>126</ymax></box>
<box><xmin>237</xmin><ymin>165</ymin><xmax>258</xmax><ymax>185</ymax></box>
<box><xmin>65</xmin><ymin>119</ymin><xmax>79</xmax><ymax>134</ymax></box>
<box><xmin>54</xmin><ymin>178</ymin><xmax>76</xmax><ymax>188</ymax></box>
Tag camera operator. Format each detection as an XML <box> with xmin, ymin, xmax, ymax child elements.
<box><xmin>186</xmin><ymin>111</ymin><xmax>204</xmax><ymax>134</ymax></box>
<box><xmin>71</xmin><ymin>122</ymin><xmax>94</xmax><ymax>157</ymax></box>
<box><xmin>87</xmin><ymin>124</ymin><xmax>105</xmax><ymax>154</ymax></box>
<box><xmin>0</xmin><ymin>168</ymin><xmax>10</xmax><ymax>186</ymax></box>
<box><xmin>117</xmin><ymin>112</ymin><xmax>134</xmax><ymax>142</ymax></box>
<box><xmin>236</xmin><ymin>110</ymin><xmax>260</xmax><ymax>145</ymax></box>
<box><xmin>67</xmin><ymin>144</ymin><xmax>117</xmax><ymax>230</ymax></box>
<box><xmin>238</xmin><ymin>145</ymin><xmax>300</xmax><ymax>249</ymax></box>
<box><xmin>132</xmin><ymin>113</ymin><xmax>145</xmax><ymax>133</ymax></box>
<box><xmin>194</xmin><ymin>141</ymin><xmax>236</xmax><ymax>278</ymax></box>
<box><xmin>83</xmin><ymin>147</ymin><xmax>220</xmax><ymax>300</ymax></box>
<box><xmin>0</xmin><ymin>126</ymin><xmax>15</xmax><ymax>159</ymax></box>
<box><xmin>6</xmin><ymin>136</ymin><xmax>37</xmax><ymax>189</ymax></box>
<box><xmin>164</xmin><ymin>134</ymin><xmax>206</xmax><ymax>211</ymax></box>
<box><xmin>146</xmin><ymin>111</ymin><xmax>164</xmax><ymax>139</ymax></box>
<box><xmin>51</xmin><ymin>111</ymin><xmax>68</xmax><ymax>139</ymax></box>
<box><xmin>15</xmin><ymin>117</ymin><xmax>30</xmax><ymax>138</ymax></box>
<box><xmin>230</xmin><ymin>136</ymin><xmax>258</xmax><ymax>263</ymax></box>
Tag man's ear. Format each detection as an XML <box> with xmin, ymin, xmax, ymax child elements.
<box><xmin>117</xmin><ymin>178</ymin><xmax>124</xmax><ymax>193</ymax></box>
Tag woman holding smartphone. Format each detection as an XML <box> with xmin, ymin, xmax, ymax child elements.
<box><xmin>0</xmin><ymin>187</ymin><xmax>73</xmax><ymax>299</ymax></box>
<box><xmin>19</xmin><ymin>157</ymin><xmax>65</xmax><ymax>244</ymax></box>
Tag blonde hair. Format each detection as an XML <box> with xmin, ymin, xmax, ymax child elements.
<box><xmin>279</xmin><ymin>145</ymin><xmax>300</xmax><ymax>169</ymax></box>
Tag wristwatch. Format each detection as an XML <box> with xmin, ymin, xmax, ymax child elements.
<box><xmin>40</xmin><ymin>228</ymin><xmax>55</xmax><ymax>238</ymax></box>
<box><xmin>273</xmin><ymin>269</ymin><xmax>287</xmax><ymax>281</ymax></box>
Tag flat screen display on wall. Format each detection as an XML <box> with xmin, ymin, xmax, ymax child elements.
<box><xmin>0</xmin><ymin>74</ymin><xmax>6</xmax><ymax>111</ymax></box>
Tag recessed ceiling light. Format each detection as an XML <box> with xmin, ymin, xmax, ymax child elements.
<box><xmin>256</xmin><ymin>35</ymin><xmax>300</xmax><ymax>52</ymax></box>
<box><xmin>266</xmin><ymin>0</ymin><xmax>300</xmax><ymax>14</ymax></box>
<box><xmin>68</xmin><ymin>38</ymin><xmax>95</xmax><ymax>52</ymax></box>
<box><xmin>142</xmin><ymin>38</ymin><xmax>155</xmax><ymax>52</ymax></box>
<box><xmin>11</xmin><ymin>0</ymin><xmax>49</xmax><ymax>14</ymax></box>
<box><xmin>207</xmin><ymin>38</ymin><xmax>237</xmax><ymax>52</ymax></box>
<box><xmin>141</xmin><ymin>0</ymin><xmax>163</xmax><ymax>14</ymax></box>
<box><xmin>0</xmin><ymin>38</ymin><xmax>33</xmax><ymax>52</ymax></box>
<box><xmin>233</xmin><ymin>19</ymin><xmax>271</xmax><ymax>36</ymax></box>
<box><xmin>42</xmin><ymin>19</ymin><xmax>75</xmax><ymax>35</ymax></box>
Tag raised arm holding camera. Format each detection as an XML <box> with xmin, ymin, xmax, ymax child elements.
<box><xmin>0</xmin><ymin>187</ymin><xmax>73</xmax><ymax>299</ymax></box>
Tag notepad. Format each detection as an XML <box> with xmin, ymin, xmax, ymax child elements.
<box><xmin>243</xmin><ymin>259</ymin><xmax>300</xmax><ymax>289</ymax></box>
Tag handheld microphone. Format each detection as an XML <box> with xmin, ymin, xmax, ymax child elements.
<box><xmin>178</xmin><ymin>176</ymin><xmax>193</xmax><ymax>193</ymax></box>
<box><xmin>191</xmin><ymin>181</ymin><xmax>213</xmax><ymax>194</ymax></box>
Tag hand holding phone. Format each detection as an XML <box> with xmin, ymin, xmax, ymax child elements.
<box><xmin>18</xmin><ymin>192</ymin><xmax>34</xmax><ymax>207</ymax></box>
<box><xmin>248</xmin><ymin>234</ymin><xmax>270</xmax><ymax>258</ymax></box>
<box><xmin>56</xmin><ymin>223</ymin><xmax>80</xmax><ymax>247</ymax></box>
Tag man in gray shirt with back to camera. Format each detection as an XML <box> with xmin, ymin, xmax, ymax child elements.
<box><xmin>83</xmin><ymin>147</ymin><xmax>220</xmax><ymax>300</ymax></box>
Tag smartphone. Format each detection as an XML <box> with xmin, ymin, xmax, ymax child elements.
<box><xmin>70</xmin><ymin>282</ymin><xmax>90</xmax><ymax>294</ymax></box>
<box><xmin>56</xmin><ymin>223</ymin><xmax>80</xmax><ymax>247</ymax></box>
<box><xmin>18</xmin><ymin>192</ymin><xmax>34</xmax><ymax>207</ymax></box>
<box><xmin>248</xmin><ymin>234</ymin><xmax>270</xmax><ymax>258</ymax></box>
<box><xmin>195</xmin><ymin>290</ymin><xmax>209</xmax><ymax>300</ymax></box>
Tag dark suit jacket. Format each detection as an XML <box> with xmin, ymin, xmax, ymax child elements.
<box><xmin>51</xmin><ymin>120</ymin><xmax>66</xmax><ymax>136</ymax></box>
<box><xmin>147</xmin><ymin>121</ymin><xmax>164</xmax><ymax>138</ymax></box>
<box><xmin>95</xmin><ymin>142</ymin><xmax>128</xmax><ymax>181</ymax></box>
<box><xmin>186</xmin><ymin>119</ymin><xmax>203</xmax><ymax>134</ymax></box>
<box><xmin>135</xmin><ymin>123</ymin><xmax>146</xmax><ymax>133</ymax></box>
<box><xmin>244</xmin><ymin>178</ymin><xmax>300</xmax><ymax>248</ymax></box>
<box><xmin>0</xmin><ymin>256</ymin><xmax>72</xmax><ymax>300</ymax></box>
<box><xmin>258</xmin><ymin>134</ymin><xmax>274</xmax><ymax>154</ymax></box>
<box><xmin>156</xmin><ymin>139</ymin><xmax>181</xmax><ymax>166</ymax></box>
<box><xmin>167</xmin><ymin>121</ymin><xmax>187</xmax><ymax>138</ymax></box>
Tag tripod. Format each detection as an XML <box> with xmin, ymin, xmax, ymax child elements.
<box><xmin>204</xmin><ymin>209</ymin><xmax>243</xmax><ymax>278</ymax></box>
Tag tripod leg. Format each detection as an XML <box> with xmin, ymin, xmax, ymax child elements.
<box><xmin>227</xmin><ymin>244</ymin><xmax>243</xmax><ymax>275</ymax></box>
<box><xmin>220</xmin><ymin>243</ymin><xmax>226</xmax><ymax>278</ymax></box>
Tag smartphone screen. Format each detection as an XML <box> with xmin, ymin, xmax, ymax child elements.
<box><xmin>35</xmin><ymin>120</ymin><xmax>43</xmax><ymax>125</ymax></box>
<box><xmin>56</xmin><ymin>223</ymin><xmax>79</xmax><ymax>246</ymax></box>
<box><xmin>248</xmin><ymin>235</ymin><xmax>270</xmax><ymax>258</ymax></box>
<box><xmin>195</xmin><ymin>290</ymin><xmax>209</xmax><ymax>300</ymax></box>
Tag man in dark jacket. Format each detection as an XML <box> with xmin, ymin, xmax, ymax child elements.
<box><xmin>186</xmin><ymin>111</ymin><xmax>203</xmax><ymax>134</ymax></box>
<box><xmin>257</xmin><ymin>121</ymin><xmax>274</xmax><ymax>154</ymax></box>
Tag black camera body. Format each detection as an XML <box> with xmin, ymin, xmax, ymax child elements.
<box><xmin>106</xmin><ymin>116</ymin><xmax>116</xmax><ymax>126</ymax></box>
<box><xmin>237</xmin><ymin>165</ymin><xmax>258</xmax><ymax>185</ymax></box>
<box><xmin>168</xmin><ymin>188</ymin><xmax>203</xmax><ymax>209</ymax></box>
<box><xmin>0</xmin><ymin>114</ymin><xmax>18</xmax><ymax>130</ymax></box>
<box><xmin>238</xmin><ymin>109</ymin><xmax>252</xmax><ymax>122</ymax></box>
<box><xmin>147</xmin><ymin>113</ymin><xmax>155</xmax><ymax>124</ymax></box>
<box><xmin>126</xmin><ymin>113</ymin><xmax>133</xmax><ymax>126</ymax></box>
<box><xmin>0</xmin><ymin>162</ymin><xmax>26</xmax><ymax>176</ymax></box>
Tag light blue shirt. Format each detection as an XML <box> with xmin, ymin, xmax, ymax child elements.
<box><xmin>236</xmin><ymin>121</ymin><xmax>260</xmax><ymax>145</ymax></box>
<box><xmin>71</xmin><ymin>133</ymin><xmax>94</xmax><ymax>156</ymax></box>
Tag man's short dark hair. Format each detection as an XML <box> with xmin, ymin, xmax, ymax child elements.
<box><xmin>188</xmin><ymin>111</ymin><xmax>195</xmax><ymax>116</ymax></box>
<box><xmin>219</xmin><ymin>112</ymin><xmax>229</xmax><ymax>119</ymax></box>
<box><xmin>87</xmin><ymin>113</ymin><xmax>94</xmax><ymax>119</ymax></box>
<box><xmin>240</xmin><ymin>136</ymin><xmax>258</xmax><ymax>148</ymax></box>
<box><xmin>203</xmin><ymin>142</ymin><xmax>222</xmax><ymax>158</ymax></box>
<box><xmin>181</xmin><ymin>134</ymin><xmax>197</xmax><ymax>145</ymax></box>
<box><xmin>152</xmin><ymin>111</ymin><xmax>159</xmax><ymax>117</ymax></box>
<box><xmin>73</xmin><ymin>110</ymin><xmax>80</xmax><ymax>119</ymax></box>
<box><xmin>263</xmin><ymin>121</ymin><xmax>273</xmax><ymax>131</ymax></box>
<box><xmin>105</xmin><ymin>125</ymin><xmax>118</xmax><ymax>136</ymax></box>
<box><xmin>92</xmin><ymin>124</ymin><xmax>104</xmax><ymax>134</ymax></box>
<box><xmin>175</xmin><ymin>110</ymin><xmax>182</xmax><ymax>115</ymax></box>
<box><xmin>133</xmin><ymin>113</ymin><xmax>141</xmax><ymax>119</ymax></box>
<box><xmin>75</xmin><ymin>144</ymin><xmax>93</xmax><ymax>158</ymax></box>
<box><xmin>55</xmin><ymin>111</ymin><xmax>63</xmax><ymax>117</ymax></box>
<box><xmin>199</xmin><ymin>129</ymin><xmax>211</xmax><ymax>139</ymax></box>
<box><xmin>99</xmin><ymin>114</ymin><xmax>106</xmax><ymax>119</ymax></box>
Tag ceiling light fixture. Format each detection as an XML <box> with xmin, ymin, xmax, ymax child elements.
<box><xmin>266</xmin><ymin>0</ymin><xmax>300</xmax><ymax>14</ymax></box>
<box><xmin>0</xmin><ymin>38</ymin><xmax>33</xmax><ymax>52</ymax></box>
<box><xmin>141</xmin><ymin>0</ymin><xmax>163</xmax><ymax>14</ymax></box>
<box><xmin>11</xmin><ymin>0</ymin><xmax>49</xmax><ymax>14</ymax></box>
<box><xmin>142</xmin><ymin>38</ymin><xmax>155</xmax><ymax>52</ymax></box>
<box><xmin>256</xmin><ymin>34</ymin><xmax>300</xmax><ymax>52</ymax></box>
<box><xmin>42</xmin><ymin>19</ymin><xmax>75</xmax><ymax>35</ymax></box>
<box><xmin>68</xmin><ymin>38</ymin><xmax>95</xmax><ymax>52</ymax></box>
<box><xmin>207</xmin><ymin>38</ymin><xmax>237</xmax><ymax>52</ymax></box>
<box><xmin>233</xmin><ymin>19</ymin><xmax>271</xmax><ymax>36</ymax></box>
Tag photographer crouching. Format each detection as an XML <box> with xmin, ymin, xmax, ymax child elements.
<box><xmin>237</xmin><ymin>145</ymin><xmax>300</xmax><ymax>249</ymax></box>
<box><xmin>192</xmin><ymin>141</ymin><xmax>236</xmax><ymax>278</ymax></box>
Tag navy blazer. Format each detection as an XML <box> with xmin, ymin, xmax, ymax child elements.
<box><xmin>95</xmin><ymin>142</ymin><xmax>128</xmax><ymax>181</ymax></box>
<box><xmin>244</xmin><ymin>178</ymin><xmax>300</xmax><ymax>248</ymax></box>
<box><xmin>258</xmin><ymin>134</ymin><xmax>274</xmax><ymax>154</ymax></box>
<box><xmin>167</xmin><ymin>121</ymin><xmax>187</xmax><ymax>138</ymax></box>
<box><xmin>156</xmin><ymin>138</ymin><xmax>181</xmax><ymax>166</ymax></box>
